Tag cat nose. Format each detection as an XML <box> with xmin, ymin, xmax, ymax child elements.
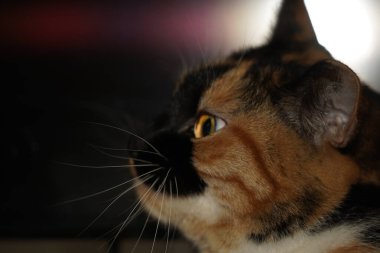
<box><xmin>143</xmin><ymin>130</ymin><xmax>192</xmax><ymax>170</ymax></box>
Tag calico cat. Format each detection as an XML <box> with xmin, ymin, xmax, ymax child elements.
<box><xmin>131</xmin><ymin>0</ymin><xmax>380</xmax><ymax>252</ymax></box>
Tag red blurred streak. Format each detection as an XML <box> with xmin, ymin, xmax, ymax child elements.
<box><xmin>0</xmin><ymin>4</ymin><xmax>219</xmax><ymax>51</ymax></box>
<box><xmin>1</xmin><ymin>5</ymin><xmax>107</xmax><ymax>49</ymax></box>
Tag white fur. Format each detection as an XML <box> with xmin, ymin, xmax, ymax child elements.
<box><xmin>170</xmin><ymin>188</ymin><xmax>223</xmax><ymax>224</ymax></box>
<box><xmin>136</xmin><ymin>180</ymin><xmax>223</xmax><ymax>225</ymax></box>
<box><xmin>136</xmin><ymin>179</ymin><xmax>365</xmax><ymax>253</ymax></box>
<box><xmin>233</xmin><ymin>225</ymin><xmax>360</xmax><ymax>253</ymax></box>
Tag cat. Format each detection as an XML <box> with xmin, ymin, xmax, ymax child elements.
<box><xmin>130</xmin><ymin>0</ymin><xmax>380</xmax><ymax>252</ymax></box>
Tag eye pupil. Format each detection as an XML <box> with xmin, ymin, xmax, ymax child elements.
<box><xmin>202</xmin><ymin>118</ymin><xmax>212</xmax><ymax>136</ymax></box>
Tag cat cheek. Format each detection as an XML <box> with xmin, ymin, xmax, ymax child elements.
<box><xmin>192</xmin><ymin>137</ymin><xmax>231</xmax><ymax>166</ymax></box>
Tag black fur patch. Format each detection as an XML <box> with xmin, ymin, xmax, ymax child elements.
<box><xmin>239</xmin><ymin>61</ymin><xmax>309</xmax><ymax>112</ymax></box>
<box><xmin>171</xmin><ymin>63</ymin><xmax>235</xmax><ymax>125</ymax></box>
<box><xmin>136</xmin><ymin>63</ymin><xmax>235</xmax><ymax>196</ymax></box>
<box><xmin>249</xmin><ymin>187</ymin><xmax>322</xmax><ymax>243</ymax></box>
<box><xmin>136</xmin><ymin>63</ymin><xmax>237</xmax><ymax>195</ymax></box>
<box><xmin>312</xmin><ymin>184</ymin><xmax>380</xmax><ymax>247</ymax></box>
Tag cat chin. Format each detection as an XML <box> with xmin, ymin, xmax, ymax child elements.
<box><xmin>134</xmin><ymin>178</ymin><xmax>225</xmax><ymax>227</ymax></box>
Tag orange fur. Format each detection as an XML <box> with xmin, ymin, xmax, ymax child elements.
<box><xmin>199</xmin><ymin>61</ymin><xmax>252</xmax><ymax>117</ymax></box>
<box><xmin>134</xmin><ymin>57</ymin><xmax>364</xmax><ymax>252</ymax></box>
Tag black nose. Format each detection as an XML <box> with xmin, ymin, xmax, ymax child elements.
<box><xmin>149</xmin><ymin>132</ymin><xmax>192</xmax><ymax>168</ymax></box>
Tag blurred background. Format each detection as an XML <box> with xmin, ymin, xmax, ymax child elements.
<box><xmin>1</xmin><ymin>0</ymin><xmax>380</xmax><ymax>252</ymax></box>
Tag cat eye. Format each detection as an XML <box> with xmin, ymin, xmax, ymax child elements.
<box><xmin>194</xmin><ymin>114</ymin><xmax>226</xmax><ymax>139</ymax></box>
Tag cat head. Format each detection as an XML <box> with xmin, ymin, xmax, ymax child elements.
<box><xmin>132</xmin><ymin>0</ymin><xmax>361</xmax><ymax>250</ymax></box>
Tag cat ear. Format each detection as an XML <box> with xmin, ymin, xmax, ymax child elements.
<box><xmin>270</xmin><ymin>0</ymin><xmax>317</xmax><ymax>44</ymax></box>
<box><xmin>281</xmin><ymin>60</ymin><xmax>361</xmax><ymax>148</ymax></box>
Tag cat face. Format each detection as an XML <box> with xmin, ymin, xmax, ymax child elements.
<box><xmin>131</xmin><ymin>0</ymin><xmax>362</xmax><ymax>251</ymax></box>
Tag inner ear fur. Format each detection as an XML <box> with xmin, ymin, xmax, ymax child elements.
<box><xmin>279</xmin><ymin>60</ymin><xmax>361</xmax><ymax>148</ymax></box>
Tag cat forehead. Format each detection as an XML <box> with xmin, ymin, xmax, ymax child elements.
<box><xmin>171</xmin><ymin>62</ymin><xmax>266</xmax><ymax>127</ymax></box>
<box><xmin>171</xmin><ymin>43</ymin><xmax>331</xmax><ymax>125</ymax></box>
<box><xmin>198</xmin><ymin>61</ymin><xmax>259</xmax><ymax>116</ymax></box>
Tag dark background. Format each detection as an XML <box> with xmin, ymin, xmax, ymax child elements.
<box><xmin>1</xmin><ymin>0</ymin><xmax>380</xmax><ymax>244</ymax></box>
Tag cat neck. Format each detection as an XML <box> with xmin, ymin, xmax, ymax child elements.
<box><xmin>345</xmin><ymin>85</ymin><xmax>380</xmax><ymax>185</ymax></box>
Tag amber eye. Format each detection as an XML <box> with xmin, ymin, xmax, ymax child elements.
<box><xmin>194</xmin><ymin>114</ymin><xmax>226</xmax><ymax>139</ymax></box>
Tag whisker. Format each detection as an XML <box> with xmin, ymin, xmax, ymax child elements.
<box><xmin>174</xmin><ymin>177</ymin><xmax>179</xmax><ymax>198</ymax></box>
<box><xmin>94</xmin><ymin>205</ymin><xmax>144</xmax><ymax>241</ymax></box>
<box><xmin>130</xmin><ymin>209</ymin><xmax>152</xmax><ymax>253</ymax></box>
<box><xmin>88</xmin><ymin>143</ymin><xmax>154</xmax><ymax>164</ymax></box>
<box><xmin>89</xmin><ymin>143</ymin><xmax>165</xmax><ymax>158</ymax></box>
<box><xmin>118</xmin><ymin>205</ymin><xmax>145</xmax><ymax>228</ymax></box>
<box><xmin>131</xmin><ymin>173</ymin><xmax>170</xmax><ymax>253</ymax></box>
<box><xmin>95</xmin><ymin>201</ymin><xmax>150</xmax><ymax>242</ymax></box>
<box><xmin>108</xmin><ymin>178</ymin><xmax>160</xmax><ymax>251</ymax></box>
<box><xmin>53</xmin><ymin>161</ymin><xmax>159</xmax><ymax>169</ymax></box>
<box><xmin>150</xmin><ymin>191</ymin><xmax>165</xmax><ymax>253</ymax></box>
<box><xmin>150</xmin><ymin>169</ymin><xmax>171</xmax><ymax>253</ymax></box>
<box><xmin>167</xmin><ymin>181</ymin><xmax>178</xmax><ymax>253</ymax></box>
<box><xmin>56</xmin><ymin>168</ymin><xmax>162</xmax><ymax>205</ymax></box>
<box><xmin>83</xmin><ymin>121</ymin><xmax>165</xmax><ymax>158</ymax></box>
<box><xmin>78</xmin><ymin>175</ymin><xmax>153</xmax><ymax>237</ymax></box>
<box><xmin>95</xmin><ymin>223</ymin><xmax>123</xmax><ymax>241</ymax></box>
<box><xmin>164</xmin><ymin>180</ymin><xmax>173</xmax><ymax>253</ymax></box>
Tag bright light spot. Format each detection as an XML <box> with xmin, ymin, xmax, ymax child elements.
<box><xmin>218</xmin><ymin>0</ymin><xmax>280</xmax><ymax>52</ymax></box>
<box><xmin>305</xmin><ymin>0</ymin><xmax>375</xmax><ymax>66</ymax></box>
<box><xmin>216</xmin><ymin>0</ymin><xmax>377</xmax><ymax>87</ymax></box>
